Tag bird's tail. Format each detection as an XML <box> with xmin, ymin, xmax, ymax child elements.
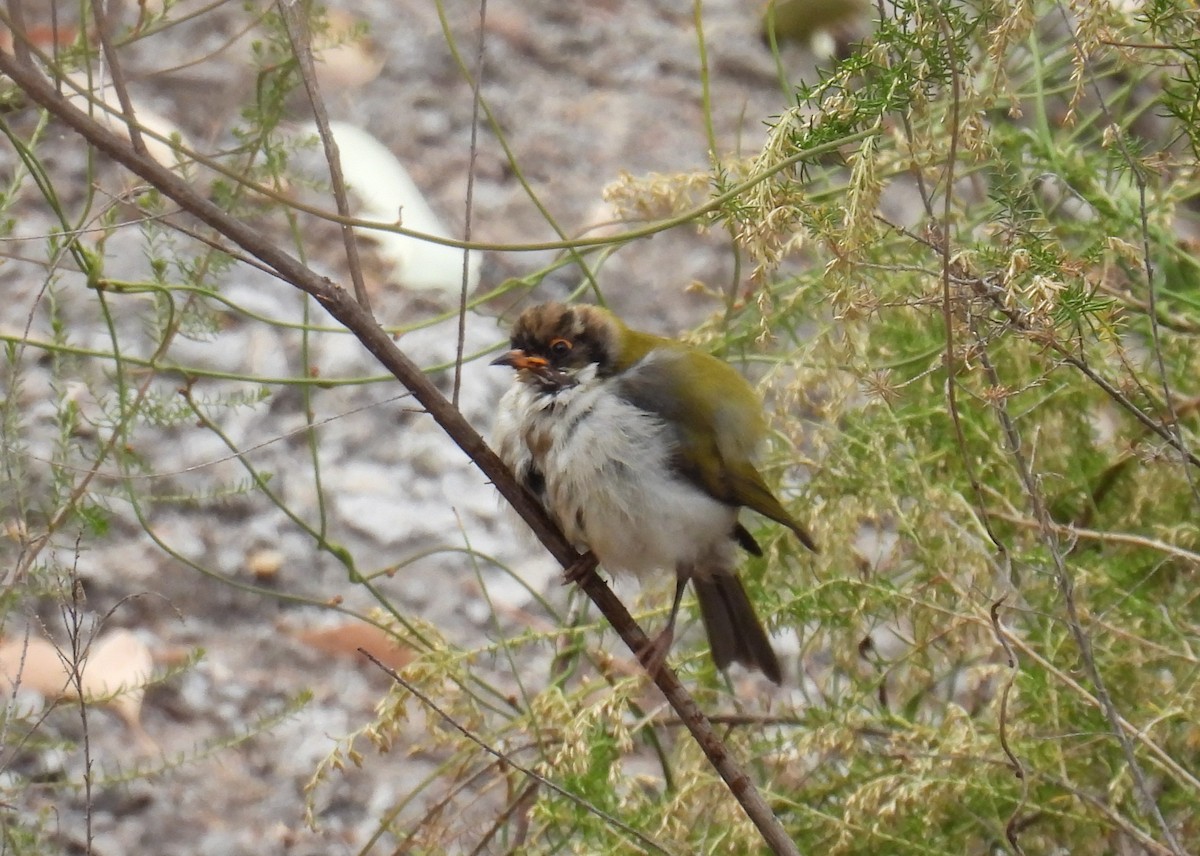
<box><xmin>693</xmin><ymin>575</ymin><xmax>782</xmax><ymax>684</ymax></box>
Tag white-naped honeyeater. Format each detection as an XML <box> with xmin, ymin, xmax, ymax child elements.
<box><xmin>491</xmin><ymin>302</ymin><xmax>817</xmax><ymax>683</ymax></box>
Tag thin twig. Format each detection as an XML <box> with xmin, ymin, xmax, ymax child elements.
<box><xmin>61</xmin><ymin>551</ymin><xmax>96</xmax><ymax>856</ymax></box>
<box><xmin>1001</xmin><ymin>624</ymin><xmax>1200</xmax><ymax>793</ymax></box>
<box><xmin>6</xmin><ymin>0</ymin><xmax>31</xmax><ymax>66</ymax></box>
<box><xmin>1036</xmin><ymin>774</ymin><xmax>1177</xmax><ymax>856</ymax></box>
<box><xmin>277</xmin><ymin>0</ymin><xmax>371</xmax><ymax>313</ymax></box>
<box><xmin>359</xmin><ymin>649</ymin><xmax>674</xmax><ymax>856</ymax></box>
<box><xmin>90</xmin><ymin>0</ymin><xmax>146</xmax><ymax>157</ymax></box>
<box><xmin>453</xmin><ymin>0</ymin><xmax>488</xmax><ymax>408</ymax></box>
<box><xmin>933</xmin><ymin>7</ymin><xmax>1011</xmax><ymax>560</ymax></box>
<box><xmin>467</xmin><ymin>781</ymin><xmax>539</xmax><ymax>856</ymax></box>
<box><xmin>0</xmin><ymin>32</ymin><xmax>870</xmax><ymax>258</ymax></box>
<box><xmin>976</xmin><ymin>337</ymin><xmax>1186</xmax><ymax>855</ymax></box>
<box><xmin>0</xmin><ymin>50</ymin><xmax>802</xmax><ymax>856</ymax></box>
<box><xmin>1051</xmin><ymin>2</ymin><xmax>1200</xmax><ymax>511</ymax></box>
<box><xmin>879</xmin><ymin>211</ymin><xmax>1200</xmax><ymax>471</ymax></box>
<box><xmin>988</xmin><ymin>598</ymin><xmax>1029</xmax><ymax>856</ymax></box>
<box><xmin>989</xmin><ymin>510</ymin><xmax>1200</xmax><ymax>567</ymax></box>
<box><xmin>0</xmin><ymin>138</ymin><xmax>189</xmax><ymax>590</ymax></box>
<box><xmin>387</xmin><ymin>760</ymin><xmax>508</xmax><ymax>855</ymax></box>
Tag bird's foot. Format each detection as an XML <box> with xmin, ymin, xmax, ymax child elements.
<box><xmin>636</xmin><ymin>627</ymin><xmax>675</xmax><ymax>681</ymax></box>
<box><xmin>562</xmin><ymin>551</ymin><xmax>599</xmax><ymax>585</ymax></box>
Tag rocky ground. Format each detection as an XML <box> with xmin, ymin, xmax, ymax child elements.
<box><xmin>0</xmin><ymin>0</ymin><xmax>837</xmax><ymax>852</ymax></box>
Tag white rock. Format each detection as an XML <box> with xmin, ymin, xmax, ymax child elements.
<box><xmin>301</xmin><ymin>121</ymin><xmax>480</xmax><ymax>296</ymax></box>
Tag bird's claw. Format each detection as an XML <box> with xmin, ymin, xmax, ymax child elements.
<box><xmin>562</xmin><ymin>551</ymin><xmax>599</xmax><ymax>585</ymax></box>
<box><xmin>636</xmin><ymin>627</ymin><xmax>675</xmax><ymax>681</ymax></box>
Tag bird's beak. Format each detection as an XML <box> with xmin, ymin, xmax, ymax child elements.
<box><xmin>490</xmin><ymin>350</ymin><xmax>548</xmax><ymax>371</ymax></box>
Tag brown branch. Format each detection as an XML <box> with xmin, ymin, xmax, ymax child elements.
<box><xmin>0</xmin><ymin>49</ymin><xmax>801</xmax><ymax>856</ymax></box>
<box><xmin>1051</xmin><ymin>1</ymin><xmax>1200</xmax><ymax>511</ymax></box>
<box><xmin>276</xmin><ymin>0</ymin><xmax>371</xmax><ymax>313</ymax></box>
<box><xmin>360</xmin><ymin>649</ymin><xmax>673</xmax><ymax>855</ymax></box>
<box><xmin>90</xmin><ymin>0</ymin><xmax>146</xmax><ymax>156</ymax></box>
<box><xmin>932</xmin><ymin>5</ymin><xmax>1009</xmax><ymax>560</ymax></box>
<box><xmin>990</xmin><ymin>510</ymin><xmax>1200</xmax><ymax>567</ymax></box>
<box><xmin>5</xmin><ymin>0</ymin><xmax>31</xmax><ymax>66</ymax></box>
<box><xmin>454</xmin><ymin>0</ymin><xmax>489</xmax><ymax>409</ymax></box>
<box><xmin>974</xmin><ymin>337</ymin><xmax>1186</xmax><ymax>856</ymax></box>
<box><xmin>988</xmin><ymin>598</ymin><xmax>1029</xmax><ymax>856</ymax></box>
<box><xmin>874</xmin><ymin>212</ymin><xmax>1200</xmax><ymax>472</ymax></box>
<box><xmin>1000</xmin><ymin>624</ymin><xmax>1200</xmax><ymax>793</ymax></box>
<box><xmin>468</xmin><ymin>780</ymin><xmax>539</xmax><ymax>856</ymax></box>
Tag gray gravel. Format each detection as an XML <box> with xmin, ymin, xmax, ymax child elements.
<box><xmin>1</xmin><ymin>0</ymin><xmax>832</xmax><ymax>852</ymax></box>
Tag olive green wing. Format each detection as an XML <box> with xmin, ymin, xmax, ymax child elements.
<box><xmin>615</xmin><ymin>344</ymin><xmax>818</xmax><ymax>553</ymax></box>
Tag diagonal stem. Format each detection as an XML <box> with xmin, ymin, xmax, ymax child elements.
<box><xmin>0</xmin><ymin>48</ymin><xmax>802</xmax><ymax>856</ymax></box>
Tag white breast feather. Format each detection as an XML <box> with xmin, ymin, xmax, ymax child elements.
<box><xmin>493</xmin><ymin>357</ymin><xmax>737</xmax><ymax>579</ymax></box>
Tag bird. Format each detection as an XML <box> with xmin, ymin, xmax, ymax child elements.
<box><xmin>491</xmin><ymin>301</ymin><xmax>817</xmax><ymax>683</ymax></box>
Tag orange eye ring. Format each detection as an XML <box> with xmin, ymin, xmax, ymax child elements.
<box><xmin>548</xmin><ymin>338</ymin><xmax>572</xmax><ymax>357</ymax></box>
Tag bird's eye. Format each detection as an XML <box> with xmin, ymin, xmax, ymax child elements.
<box><xmin>548</xmin><ymin>338</ymin><xmax>572</xmax><ymax>358</ymax></box>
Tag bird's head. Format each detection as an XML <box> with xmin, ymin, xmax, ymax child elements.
<box><xmin>491</xmin><ymin>302</ymin><xmax>624</xmax><ymax>392</ymax></box>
